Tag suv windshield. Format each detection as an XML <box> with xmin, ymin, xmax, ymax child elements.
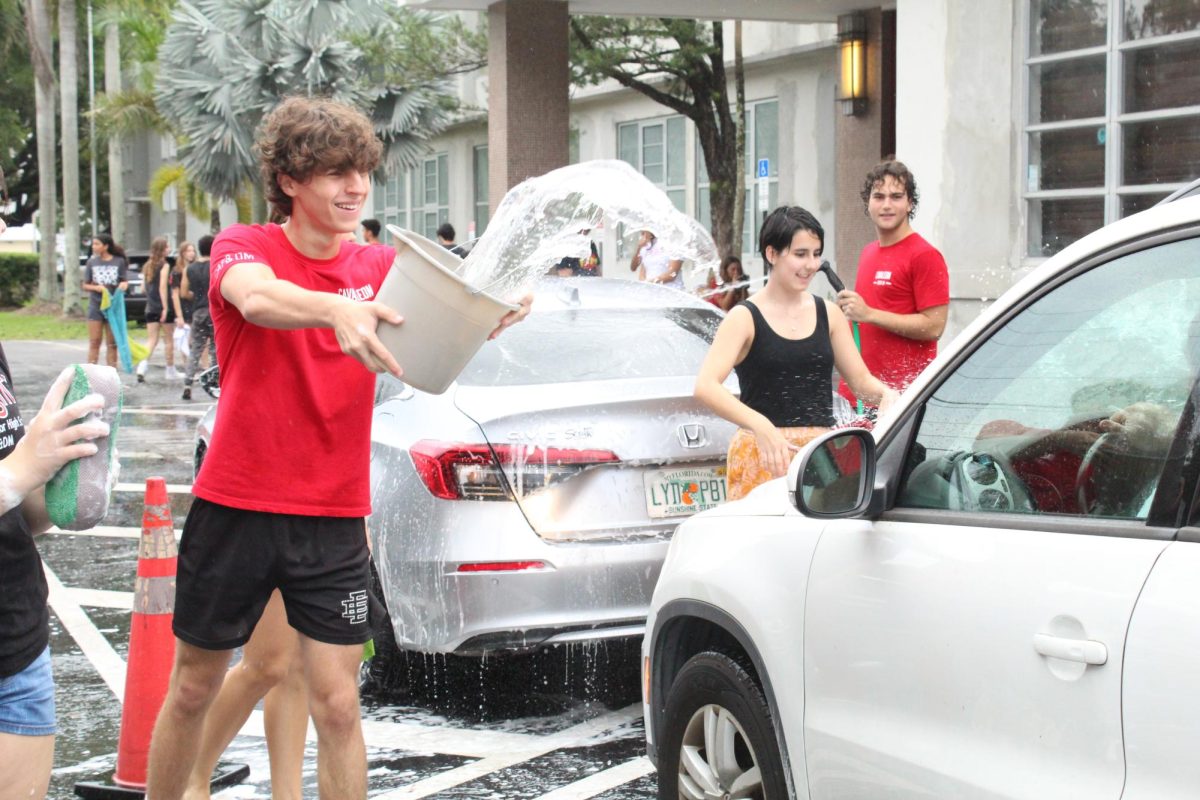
<box><xmin>458</xmin><ymin>307</ymin><xmax>722</xmax><ymax>386</ymax></box>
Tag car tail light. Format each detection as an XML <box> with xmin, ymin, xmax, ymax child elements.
<box><xmin>410</xmin><ymin>440</ymin><xmax>620</xmax><ymax>501</ymax></box>
<box><xmin>455</xmin><ymin>561</ymin><xmax>547</xmax><ymax>573</ymax></box>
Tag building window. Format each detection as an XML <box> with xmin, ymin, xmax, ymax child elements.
<box><xmin>1024</xmin><ymin>0</ymin><xmax>1200</xmax><ymax>257</ymax></box>
<box><xmin>617</xmin><ymin>116</ymin><xmax>686</xmax><ymax>211</ymax></box>
<box><xmin>473</xmin><ymin>145</ymin><xmax>489</xmax><ymax>239</ymax></box>
<box><xmin>372</xmin><ymin>172</ymin><xmax>408</xmax><ymax>237</ymax></box>
<box><xmin>696</xmin><ymin>99</ymin><xmax>779</xmax><ymax>256</ymax></box>
<box><xmin>412</xmin><ymin>154</ymin><xmax>449</xmax><ymax>241</ymax></box>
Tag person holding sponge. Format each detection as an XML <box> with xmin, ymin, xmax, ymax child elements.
<box><xmin>0</xmin><ymin>346</ymin><xmax>114</xmax><ymax>799</ymax></box>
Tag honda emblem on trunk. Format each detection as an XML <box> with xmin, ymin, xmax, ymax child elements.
<box><xmin>678</xmin><ymin>423</ymin><xmax>707</xmax><ymax>448</ymax></box>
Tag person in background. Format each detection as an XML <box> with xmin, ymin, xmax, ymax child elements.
<box><xmin>81</xmin><ymin>234</ymin><xmax>128</xmax><ymax>367</ymax></box>
<box><xmin>630</xmin><ymin>229</ymin><xmax>684</xmax><ymax>289</ymax></box>
<box><xmin>175</xmin><ymin>241</ymin><xmax>199</xmax><ymax>325</ymax></box>
<box><xmin>436</xmin><ymin>222</ymin><xmax>466</xmax><ymax>257</ymax></box>
<box><xmin>361</xmin><ymin>219</ymin><xmax>381</xmax><ymax>245</ymax></box>
<box><xmin>714</xmin><ymin>255</ymin><xmax>749</xmax><ymax>311</ymax></box>
<box><xmin>694</xmin><ymin>206</ymin><xmax>897</xmax><ymax>500</ymax></box>
<box><xmin>836</xmin><ymin>159</ymin><xmax>949</xmax><ymax>408</ymax></box>
<box><xmin>138</xmin><ymin>237</ymin><xmax>180</xmax><ymax>383</ymax></box>
<box><xmin>183</xmin><ymin>590</ymin><xmax>307</xmax><ymax>800</ymax></box>
<box><xmin>0</xmin><ymin>349</ymin><xmax>111</xmax><ymax>799</ymax></box>
<box><xmin>180</xmin><ymin>235</ymin><xmax>216</xmax><ymax>402</ymax></box>
<box><xmin>557</xmin><ymin>230</ymin><xmax>599</xmax><ymax>277</ymax></box>
<box><xmin>167</xmin><ymin>248</ymin><xmax>188</xmax><ymax>372</ymax></box>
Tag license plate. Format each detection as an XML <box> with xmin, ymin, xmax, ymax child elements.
<box><xmin>643</xmin><ymin>467</ymin><xmax>728</xmax><ymax>519</ymax></box>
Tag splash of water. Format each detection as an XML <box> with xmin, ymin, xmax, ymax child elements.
<box><xmin>459</xmin><ymin>160</ymin><xmax>720</xmax><ymax>298</ymax></box>
<box><xmin>696</xmin><ymin>275</ymin><xmax>768</xmax><ymax>300</ymax></box>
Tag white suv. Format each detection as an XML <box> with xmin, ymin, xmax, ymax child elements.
<box><xmin>642</xmin><ymin>189</ymin><xmax>1200</xmax><ymax>800</ymax></box>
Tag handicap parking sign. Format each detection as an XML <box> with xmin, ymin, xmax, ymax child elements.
<box><xmin>757</xmin><ymin>158</ymin><xmax>769</xmax><ymax>179</ymax></box>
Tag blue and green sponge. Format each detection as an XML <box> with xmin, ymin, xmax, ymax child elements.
<box><xmin>45</xmin><ymin>364</ymin><xmax>123</xmax><ymax>531</ymax></box>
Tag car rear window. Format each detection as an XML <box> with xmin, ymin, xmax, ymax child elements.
<box><xmin>458</xmin><ymin>307</ymin><xmax>722</xmax><ymax>386</ymax></box>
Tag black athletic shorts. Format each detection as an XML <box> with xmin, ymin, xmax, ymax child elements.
<box><xmin>174</xmin><ymin>497</ymin><xmax>383</xmax><ymax>650</ymax></box>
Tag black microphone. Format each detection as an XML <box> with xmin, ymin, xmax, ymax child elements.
<box><xmin>818</xmin><ymin>260</ymin><xmax>844</xmax><ymax>293</ymax></box>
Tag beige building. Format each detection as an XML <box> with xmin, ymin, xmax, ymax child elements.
<box><xmin>379</xmin><ymin>0</ymin><xmax>1199</xmax><ymax>338</ymax></box>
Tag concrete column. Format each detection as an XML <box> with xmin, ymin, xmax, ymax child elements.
<box><xmin>895</xmin><ymin>0</ymin><xmax>1016</xmax><ymax>338</ymax></box>
<box><xmin>487</xmin><ymin>0</ymin><xmax>570</xmax><ymax>212</ymax></box>
<box><xmin>833</xmin><ymin>8</ymin><xmax>888</xmax><ymax>287</ymax></box>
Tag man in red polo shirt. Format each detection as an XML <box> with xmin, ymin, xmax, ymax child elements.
<box><xmin>837</xmin><ymin>159</ymin><xmax>949</xmax><ymax>408</ymax></box>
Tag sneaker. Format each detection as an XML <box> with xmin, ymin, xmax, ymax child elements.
<box><xmin>165</xmin><ymin>366</ymin><xmax>181</xmax><ymax>381</ymax></box>
<box><xmin>136</xmin><ymin>360</ymin><xmax>148</xmax><ymax>383</ymax></box>
<box><xmin>181</xmin><ymin>387</ymin><xmax>191</xmax><ymax>401</ymax></box>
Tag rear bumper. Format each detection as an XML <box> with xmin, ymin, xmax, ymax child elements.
<box><xmin>371</xmin><ymin>494</ymin><xmax>672</xmax><ymax>654</ymax></box>
<box><xmin>437</xmin><ymin>536</ymin><xmax>668</xmax><ymax>655</ymax></box>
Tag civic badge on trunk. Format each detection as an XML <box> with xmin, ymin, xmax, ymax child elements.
<box><xmin>678</xmin><ymin>423</ymin><xmax>707</xmax><ymax>448</ymax></box>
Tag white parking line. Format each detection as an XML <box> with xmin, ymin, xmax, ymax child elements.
<box><xmin>119</xmin><ymin>451</ymin><xmax>167</xmax><ymax>460</ymax></box>
<box><xmin>373</xmin><ymin>755</ymin><xmax>525</xmax><ymax>799</ymax></box>
<box><xmin>114</xmin><ymin>482</ymin><xmax>193</xmax><ymax>495</ymax></box>
<box><xmin>46</xmin><ymin>525</ymin><xmax>180</xmax><ymax>539</ymax></box>
<box><xmin>66</xmin><ymin>587</ymin><xmax>133</xmax><ymax>610</ymax></box>
<box><xmin>374</xmin><ymin>704</ymin><xmax>643</xmax><ymax>799</ymax></box>
<box><xmin>121</xmin><ymin>407</ymin><xmax>206</xmax><ymax>418</ymax></box>
<box><xmin>44</xmin><ymin>564</ymin><xmax>128</xmax><ymax>701</ymax></box>
<box><xmin>533</xmin><ymin>757</ymin><xmax>656</xmax><ymax>800</ymax></box>
<box><xmin>360</xmin><ymin>718</ymin><xmax>543</xmax><ymax>759</ymax></box>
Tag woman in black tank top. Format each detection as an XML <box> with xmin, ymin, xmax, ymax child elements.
<box><xmin>695</xmin><ymin>206</ymin><xmax>898</xmax><ymax>500</ymax></box>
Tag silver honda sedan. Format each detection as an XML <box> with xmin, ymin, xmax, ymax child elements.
<box><xmin>195</xmin><ymin>278</ymin><xmax>735</xmax><ymax>657</ymax></box>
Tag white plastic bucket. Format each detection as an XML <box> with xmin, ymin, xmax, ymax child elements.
<box><xmin>375</xmin><ymin>226</ymin><xmax>518</xmax><ymax>394</ymax></box>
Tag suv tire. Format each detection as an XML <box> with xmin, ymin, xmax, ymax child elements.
<box><xmin>658</xmin><ymin>650</ymin><xmax>787</xmax><ymax>800</ymax></box>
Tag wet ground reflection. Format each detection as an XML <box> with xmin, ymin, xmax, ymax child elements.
<box><xmin>361</xmin><ymin>639</ymin><xmax>642</xmax><ymax>728</ymax></box>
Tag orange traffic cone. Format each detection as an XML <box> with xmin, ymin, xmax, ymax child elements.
<box><xmin>113</xmin><ymin>476</ymin><xmax>177</xmax><ymax>788</ymax></box>
<box><xmin>75</xmin><ymin>478</ymin><xmax>248</xmax><ymax>800</ymax></box>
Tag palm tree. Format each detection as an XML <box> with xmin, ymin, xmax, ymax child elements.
<box><xmin>22</xmin><ymin>0</ymin><xmax>58</xmax><ymax>303</ymax></box>
<box><xmin>149</xmin><ymin>163</ymin><xmax>211</xmax><ymax>243</ymax></box>
<box><xmin>155</xmin><ymin>0</ymin><xmax>450</xmax><ymax>212</ymax></box>
<box><xmin>60</xmin><ymin>0</ymin><xmax>83</xmax><ymax>313</ymax></box>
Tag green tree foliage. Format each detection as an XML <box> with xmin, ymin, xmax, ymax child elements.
<box><xmin>0</xmin><ymin>252</ymin><xmax>39</xmax><ymax>306</ymax></box>
<box><xmin>353</xmin><ymin>5</ymin><xmax>486</xmax><ymax>87</ymax></box>
<box><xmin>155</xmin><ymin>0</ymin><xmax>453</xmax><ymax>206</ymax></box>
<box><xmin>0</xmin><ymin>0</ymin><xmax>33</xmax><ymax>210</ymax></box>
<box><xmin>569</xmin><ymin>17</ymin><xmax>744</xmax><ymax>259</ymax></box>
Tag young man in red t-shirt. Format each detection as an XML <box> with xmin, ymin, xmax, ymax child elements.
<box><xmin>837</xmin><ymin>160</ymin><xmax>949</xmax><ymax>407</ymax></box>
<box><xmin>145</xmin><ymin>97</ymin><xmax>528</xmax><ymax>799</ymax></box>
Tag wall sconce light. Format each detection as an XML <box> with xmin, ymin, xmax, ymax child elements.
<box><xmin>838</xmin><ymin>13</ymin><xmax>867</xmax><ymax>116</ymax></box>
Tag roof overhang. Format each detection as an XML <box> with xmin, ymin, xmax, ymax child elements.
<box><xmin>399</xmin><ymin>0</ymin><xmax>884</xmax><ymax>23</ymax></box>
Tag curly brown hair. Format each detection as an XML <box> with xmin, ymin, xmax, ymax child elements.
<box><xmin>255</xmin><ymin>96</ymin><xmax>382</xmax><ymax>218</ymax></box>
<box><xmin>860</xmin><ymin>158</ymin><xmax>919</xmax><ymax>220</ymax></box>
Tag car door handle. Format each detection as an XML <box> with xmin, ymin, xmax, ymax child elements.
<box><xmin>1032</xmin><ymin>633</ymin><xmax>1107</xmax><ymax>665</ymax></box>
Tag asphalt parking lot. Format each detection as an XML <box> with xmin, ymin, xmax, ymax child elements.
<box><xmin>6</xmin><ymin>340</ymin><xmax>656</xmax><ymax>799</ymax></box>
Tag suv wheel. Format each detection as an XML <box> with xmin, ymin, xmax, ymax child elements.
<box><xmin>658</xmin><ymin>651</ymin><xmax>786</xmax><ymax>800</ymax></box>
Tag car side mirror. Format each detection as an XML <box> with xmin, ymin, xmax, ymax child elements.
<box><xmin>789</xmin><ymin>428</ymin><xmax>877</xmax><ymax>518</ymax></box>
